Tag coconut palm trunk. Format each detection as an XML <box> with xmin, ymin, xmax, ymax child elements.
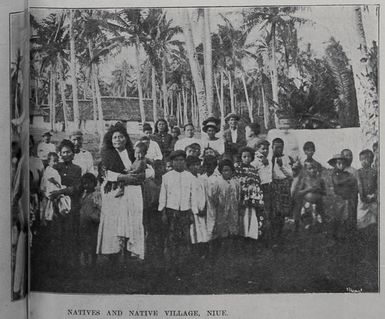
<box><xmin>161</xmin><ymin>55</ymin><xmax>169</xmax><ymax>118</ymax></box>
<box><xmin>135</xmin><ymin>38</ymin><xmax>146</xmax><ymax>123</ymax></box>
<box><xmin>242</xmin><ymin>73</ymin><xmax>253</xmax><ymax>122</ymax></box>
<box><xmin>58</xmin><ymin>59</ymin><xmax>68</xmax><ymax>131</ymax></box>
<box><xmin>152</xmin><ymin>65</ymin><xmax>158</xmax><ymax>123</ymax></box>
<box><xmin>351</xmin><ymin>6</ymin><xmax>378</xmax><ymax>145</ymax></box>
<box><xmin>69</xmin><ymin>9</ymin><xmax>80</xmax><ymax>129</ymax></box>
<box><xmin>180</xmin><ymin>9</ymin><xmax>208</xmax><ymax>125</ymax></box>
<box><xmin>270</xmin><ymin>23</ymin><xmax>280</xmax><ymax>128</ymax></box>
<box><xmin>203</xmin><ymin>8</ymin><xmax>214</xmax><ymax>114</ymax></box>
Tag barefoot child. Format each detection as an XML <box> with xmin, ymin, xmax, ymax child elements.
<box><xmin>209</xmin><ymin>159</ymin><xmax>241</xmax><ymax>259</ymax></box>
<box><xmin>328</xmin><ymin>153</ymin><xmax>358</xmax><ymax>240</ymax></box>
<box><xmin>297</xmin><ymin>161</ymin><xmax>326</xmax><ymax>231</ymax></box>
<box><xmin>357</xmin><ymin>149</ymin><xmax>377</xmax><ymax>230</ymax></box>
<box><xmin>270</xmin><ymin>138</ymin><xmax>293</xmax><ymax>246</ymax></box>
<box><xmin>79</xmin><ymin>173</ymin><xmax>101</xmax><ymax>267</ymax></box>
<box><xmin>234</xmin><ymin>147</ymin><xmax>264</xmax><ymax>242</ymax></box>
<box><xmin>158</xmin><ymin>150</ymin><xmax>198</xmax><ymax>275</ymax></box>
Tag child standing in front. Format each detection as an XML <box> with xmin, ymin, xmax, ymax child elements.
<box><xmin>234</xmin><ymin>147</ymin><xmax>264</xmax><ymax>246</ymax></box>
<box><xmin>158</xmin><ymin>150</ymin><xmax>198</xmax><ymax>276</ymax></box>
<box><xmin>296</xmin><ymin>161</ymin><xmax>326</xmax><ymax>231</ymax></box>
<box><xmin>328</xmin><ymin>153</ymin><xmax>358</xmax><ymax>240</ymax></box>
<box><xmin>40</xmin><ymin>152</ymin><xmax>71</xmax><ymax>224</ymax></box>
<box><xmin>208</xmin><ymin>159</ymin><xmax>241</xmax><ymax>258</ymax></box>
<box><xmin>79</xmin><ymin>173</ymin><xmax>101</xmax><ymax>267</ymax></box>
<box><xmin>270</xmin><ymin>138</ymin><xmax>293</xmax><ymax>247</ymax></box>
<box><xmin>356</xmin><ymin>149</ymin><xmax>377</xmax><ymax>231</ymax></box>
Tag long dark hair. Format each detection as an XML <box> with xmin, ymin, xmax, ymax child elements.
<box><xmin>154</xmin><ymin>119</ymin><xmax>169</xmax><ymax>134</ymax></box>
<box><xmin>101</xmin><ymin>123</ymin><xmax>134</xmax><ymax>162</ymax></box>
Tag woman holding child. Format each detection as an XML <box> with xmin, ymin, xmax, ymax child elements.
<box><xmin>97</xmin><ymin>123</ymin><xmax>153</xmax><ymax>261</ymax></box>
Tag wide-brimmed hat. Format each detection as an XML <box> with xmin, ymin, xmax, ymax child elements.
<box><xmin>327</xmin><ymin>153</ymin><xmax>348</xmax><ymax>167</ymax></box>
<box><xmin>42</xmin><ymin>131</ymin><xmax>52</xmax><ymax>137</ymax></box>
<box><xmin>169</xmin><ymin>150</ymin><xmax>187</xmax><ymax>161</ymax></box>
<box><xmin>69</xmin><ymin>130</ymin><xmax>83</xmax><ymax>138</ymax></box>
<box><xmin>202</xmin><ymin>116</ymin><xmax>220</xmax><ymax>133</ymax></box>
<box><xmin>225</xmin><ymin>112</ymin><xmax>240</xmax><ymax>122</ymax></box>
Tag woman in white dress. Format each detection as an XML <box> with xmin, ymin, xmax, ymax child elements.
<box><xmin>97</xmin><ymin>123</ymin><xmax>152</xmax><ymax>263</ymax></box>
<box><xmin>201</xmin><ymin>117</ymin><xmax>225</xmax><ymax>156</ymax></box>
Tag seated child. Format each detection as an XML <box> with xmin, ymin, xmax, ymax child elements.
<box><xmin>297</xmin><ymin>161</ymin><xmax>326</xmax><ymax>230</ymax></box>
<box><xmin>40</xmin><ymin>152</ymin><xmax>71</xmax><ymax>223</ymax></box>
<box><xmin>357</xmin><ymin>149</ymin><xmax>377</xmax><ymax>229</ymax></box>
<box><xmin>79</xmin><ymin>173</ymin><xmax>101</xmax><ymax>267</ymax></box>
<box><xmin>115</xmin><ymin>142</ymin><xmax>148</xmax><ymax>198</ymax></box>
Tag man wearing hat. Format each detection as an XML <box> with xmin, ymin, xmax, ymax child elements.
<box><xmin>201</xmin><ymin>116</ymin><xmax>224</xmax><ymax>155</ymax></box>
<box><xmin>70</xmin><ymin>130</ymin><xmax>95</xmax><ymax>175</ymax></box>
<box><xmin>223</xmin><ymin>113</ymin><xmax>246</xmax><ymax>161</ymax></box>
<box><xmin>37</xmin><ymin>131</ymin><xmax>56</xmax><ymax>166</ymax></box>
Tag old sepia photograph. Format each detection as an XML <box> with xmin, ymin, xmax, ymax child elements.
<box><xmin>29</xmin><ymin>5</ymin><xmax>379</xmax><ymax>295</ymax></box>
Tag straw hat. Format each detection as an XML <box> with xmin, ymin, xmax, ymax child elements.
<box><xmin>202</xmin><ymin>116</ymin><xmax>221</xmax><ymax>133</ymax></box>
<box><xmin>327</xmin><ymin>153</ymin><xmax>348</xmax><ymax>167</ymax></box>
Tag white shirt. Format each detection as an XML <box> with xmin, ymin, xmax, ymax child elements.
<box><xmin>230</xmin><ymin>129</ymin><xmax>238</xmax><ymax>143</ymax></box>
<box><xmin>271</xmin><ymin>155</ymin><xmax>293</xmax><ymax>180</ymax></box>
<box><xmin>158</xmin><ymin>170</ymin><xmax>198</xmax><ymax>214</ymax></box>
<box><xmin>73</xmin><ymin>149</ymin><xmax>95</xmax><ymax>175</ymax></box>
<box><xmin>37</xmin><ymin>142</ymin><xmax>56</xmax><ymax>160</ymax></box>
<box><xmin>137</xmin><ymin>140</ymin><xmax>162</xmax><ymax>161</ymax></box>
<box><xmin>40</xmin><ymin>166</ymin><xmax>63</xmax><ymax>196</ymax></box>
<box><xmin>251</xmin><ymin>151</ymin><xmax>272</xmax><ymax>184</ymax></box>
<box><xmin>174</xmin><ymin>137</ymin><xmax>200</xmax><ymax>151</ymax></box>
<box><xmin>201</xmin><ymin>138</ymin><xmax>225</xmax><ymax>155</ymax></box>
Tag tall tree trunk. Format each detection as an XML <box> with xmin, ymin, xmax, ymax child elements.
<box><xmin>90</xmin><ymin>67</ymin><xmax>98</xmax><ymax>133</ymax></box>
<box><xmin>52</xmin><ymin>70</ymin><xmax>57</xmax><ymax>132</ymax></box>
<box><xmin>227</xmin><ymin>70</ymin><xmax>235</xmax><ymax>113</ymax></box>
<box><xmin>214</xmin><ymin>72</ymin><xmax>225</xmax><ymax>130</ymax></box>
<box><xmin>181</xmin><ymin>9</ymin><xmax>208</xmax><ymax>125</ymax></box>
<box><xmin>162</xmin><ymin>55</ymin><xmax>168</xmax><ymax>118</ymax></box>
<box><xmin>270</xmin><ymin>22</ymin><xmax>279</xmax><ymax>128</ymax></box>
<box><xmin>152</xmin><ymin>65</ymin><xmax>158</xmax><ymax>123</ymax></box>
<box><xmin>92</xmin><ymin>65</ymin><xmax>104</xmax><ymax>141</ymax></box>
<box><xmin>203</xmin><ymin>8</ymin><xmax>213</xmax><ymax>114</ymax></box>
<box><xmin>69</xmin><ymin>9</ymin><xmax>80</xmax><ymax>129</ymax></box>
<box><xmin>49</xmin><ymin>69</ymin><xmax>54</xmax><ymax>131</ymax></box>
<box><xmin>241</xmin><ymin>74</ymin><xmax>253</xmax><ymax>122</ymax></box>
<box><xmin>177</xmin><ymin>93</ymin><xmax>181</xmax><ymax>127</ymax></box>
<box><xmin>58</xmin><ymin>58</ymin><xmax>68</xmax><ymax>131</ymax></box>
<box><xmin>351</xmin><ymin>6</ymin><xmax>378</xmax><ymax>145</ymax></box>
<box><xmin>261</xmin><ymin>85</ymin><xmax>270</xmax><ymax>130</ymax></box>
<box><xmin>182</xmin><ymin>87</ymin><xmax>188</xmax><ymax>124</ymax></box>
<box><xmin>135</xmin><ymin>39</ymin><xmax>146</xmax><ymax>123</ymax></box>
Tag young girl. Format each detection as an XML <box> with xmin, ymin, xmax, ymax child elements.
<box><xmin>270</xmin><ymin>138</ymin><xmax>293</xmax><ymax>246</ymax></box>
<box><xmin>79</xmin><ymin>173</ymin><xmax>101</xmax><ymax>267</ymax></box>
<box><xmin>234</xmin><ymin>147</ymin><xmax>264</xmax><ymax>242</ymax></box>
<box><xmin>40</xmin><ymin>152</ymin><xmax>71</xmax><ymax>224</ymax></box>
<box><xmin>328</xmin><ymin>153</ymin><xmax>357</xmax><ymax>240</ymax></box>
<box><xmin>208</xmin><ymin>159</ymin><xmax>241</xmax><ymax>258</ymax></box>
<box><xmin>357</xmin><ymin>149</ymin><xmax>377</xmax><ymax>230</ymax></box>
<box><xmin>296</xmin><ymin>161</ymin><xmax>326</xmax><ymax>231</ymax></box>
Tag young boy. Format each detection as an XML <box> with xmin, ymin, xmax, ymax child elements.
<box><xmin>328</xmin><ymin>153</ymin><xmax>358</xmax><ymax>240</ymax></box>
<box><xmin>186</xmin><ymin>156</ymin><xmax>207</xmax><ymax>257</ymax></box>
<box><xmin>270</xmin><ymin>138</ymin><xmax>293</xmax><ymax>246</ymax></box>
<box><xmin>296</xmin><ymin>161</ymin><xmax>326</xmax><ymax>231</ymax></box>
<box><xmin>357</xmin><ymin>149</ymin><xmax>377</xmax><ymax>230</ymax></box>
<box><xmin>158</xmin><ymin>150</ymin><xmax>198</xmax><ymax>275</ymax></box>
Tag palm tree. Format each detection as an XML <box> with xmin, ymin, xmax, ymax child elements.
<box><xmin>351</xmin><ymin>6</ymin><xmax>378</xmax><ymax>145</ymax></box>
<box><xmin>69</xmin><ymin>9</ymin><xmax>80</xmax><ymax>129</ymax></box>
<box><xmin>243</xmin><ymin>7</ymin><xmax>306</xmax><ymax>127</ymax></box>
<box><xmin>180</xmin><ymin>9</ymin><xmax>208</xmax><ymax>126</ymax></box>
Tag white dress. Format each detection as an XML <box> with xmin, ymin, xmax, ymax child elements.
<box><xmin>190</xmin><ymin>175</ymin><xmax>208</xmax><ymax>244</ymax></box>
<box><xmin>97</xmin><ymin>149</ymin><xmax>145</xmax><ymax>259</ymax></box>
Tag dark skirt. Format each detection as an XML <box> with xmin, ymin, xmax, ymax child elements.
<box><xmin>271</xmin><ymin>178</ymin><xmax>292</xmax><ymax>218</ymax></box>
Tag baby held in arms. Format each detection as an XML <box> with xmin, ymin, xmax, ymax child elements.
<box><xmin>115</xmin><ymin>142</ymin><xmax>148</xmax><ymax>198</ymax></box>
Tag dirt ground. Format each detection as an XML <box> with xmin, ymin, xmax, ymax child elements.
<box><xmin>30</xmin><ymin>128</ymin><xmax>378</xmax><ymax>294</ymax></box>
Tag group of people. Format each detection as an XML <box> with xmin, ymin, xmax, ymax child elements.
<box><xmin>29</xmin><ymin>113</ymin><xmax>378</xmax><ymax>277</ymax></box>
